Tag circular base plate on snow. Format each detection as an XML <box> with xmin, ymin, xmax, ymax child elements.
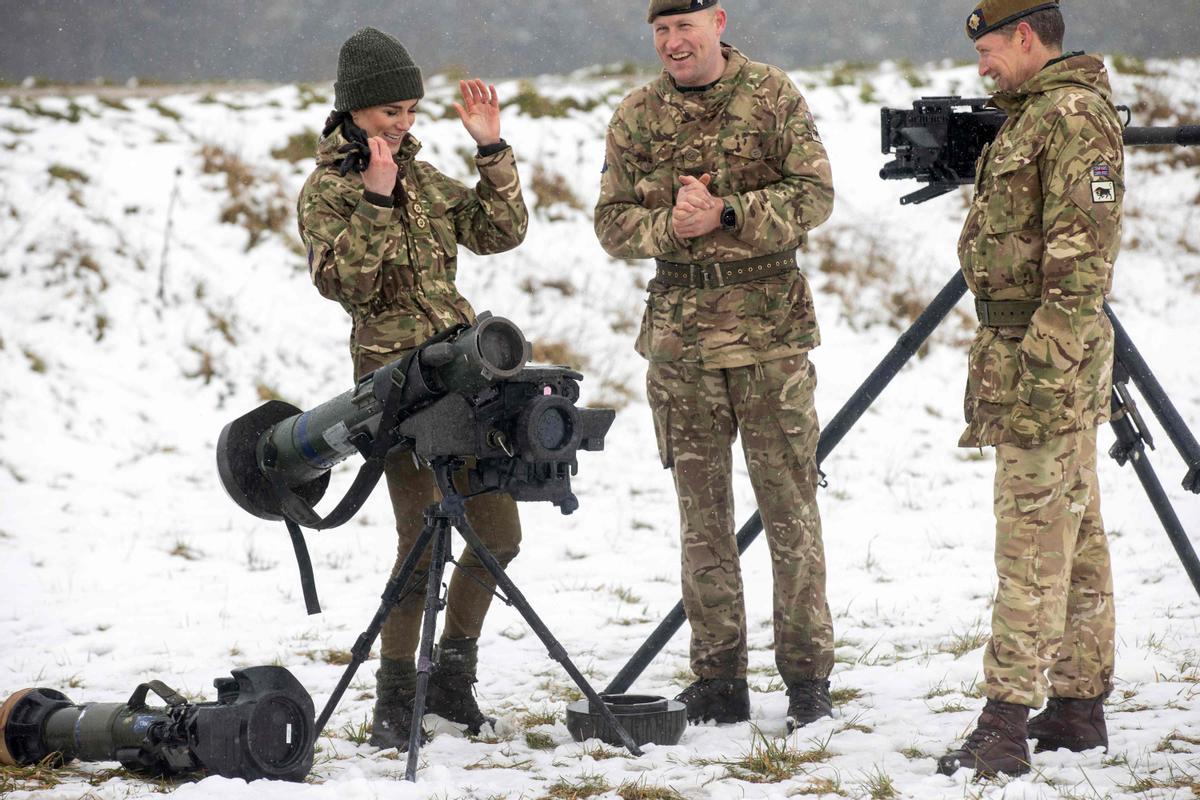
<box><xmin>565</xmin><ymin>694</ymin><xmax>686</xmax><ymax>748</ymax></box>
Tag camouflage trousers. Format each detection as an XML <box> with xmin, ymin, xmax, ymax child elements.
<box><xmin>983</xmin><ymin>428</ymin><xmax>1115</xmax><ymax>707</ymax></box>
<box><xmin>378</xmin><ymin>448</ymin><xmax>522</xmax><ymax>663</ymax></box>
<box><xmin>646</xmin><ymin>354</ymin><xmax>834</xmax><ymax>685</ymax></box>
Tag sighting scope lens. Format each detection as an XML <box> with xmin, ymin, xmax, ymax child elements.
<box><xmin>477</xmin><ymin>316</ymin><xmax>527</xmax><ymax>375</ymax></box>
<box><xmin>535</xmin><ymin>405</ymin><xmax>571</xmax><ymax>450</ymax></box>
<box><xmin>514</xmin><ymin>395</ymin><xmax>581</xmax><ymax>462</ymax></box>
<box><xmin>431</xmin><ymin>313</ymin><xmax>528</xmax><ymax>392</ymax></box>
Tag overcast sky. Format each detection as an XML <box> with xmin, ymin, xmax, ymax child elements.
<box><xmin>3</xmin><ymin>0</ymin><xmax>1198</xmax><ymax>84</ymax></box>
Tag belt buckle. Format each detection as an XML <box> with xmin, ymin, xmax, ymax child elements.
<box><xmin>704</xmin><ymin>263</ymin><xmax>725</xmax><ymax>289</ymax></box>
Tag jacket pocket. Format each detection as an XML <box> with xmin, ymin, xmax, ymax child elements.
<box><xmin>635</xmin><ymin>286</ymin><xmax>685</xmax><ymax>362</ymax></box>
<box><xmin>624</xmin><ymin>141</ymin><xmax>675</xmax><ymax>208</ymax></box>
<box><xmin>966</xmin><ymin>327</ymin><xmax>1023</xmax><ymax>408</ymax></box>
<box><xmin>722</xmin><ymin>133</ymin><xmax>782</xmax><ymax>193</ymax></box>
<box><xmin>418</xmin><ymin>185</ymin><xmax>459</xmax><ymax>261</ymax></box>
<box><xmin>983</xmin><ymin>143</ymin><xmax>1042</xmax><ymax>234</ymax></box>
<box><xmin>769</xmin><ymin>271</ymin><xmax>817</xmax><ymax>350</ymax></box>
<box><xmin>352</xmin><ymin>310</ymin><xmax>427</xmax><ymax>378</ymax></box>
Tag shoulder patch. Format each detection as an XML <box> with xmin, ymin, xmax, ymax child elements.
<box><xmin>1091</xmin><ymin>163</ymin><xmax>1115</xmax><ymax>202</ymax></box>
<box><xmin>1091</xmin><ymin>179</ymin><xmax>1116</xmax><ymax>203</ymax></box>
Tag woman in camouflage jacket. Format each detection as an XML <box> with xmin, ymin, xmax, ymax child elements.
<box><xmin>296</xmin><ymin>27</ymin><xmax>528</xmax><ymax>750</ymax></box>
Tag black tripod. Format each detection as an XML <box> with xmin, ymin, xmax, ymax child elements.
<box><xmin>606</xmin><ymin>270</ymin><xmax>1200</xmax><ymax>694</ymax></box>
<box><xmin>315</xmin><ymin>458</ymin><xmax>642</xmax><ymax>782</ymax></box>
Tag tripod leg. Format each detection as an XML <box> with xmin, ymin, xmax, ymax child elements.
<box><xmin>607</xmin><ymin>272</ymin><xmax>972</xmax><ymax>694</ymax></box>
<box><xmin>316</xmin><ymin>522</ymin><xmax>437</xmax><ymax>734</ymax></box>
<box><xmin>1109</xmin><ymin>389</ymin><xmax>1200</xmax><ymax>599</ymax></box>
<box><xmin>451</xmin><ymin>519</ymin><xmax>644</xmax><ymax>757</ymax></box>
<box><xmin>1107</xmin><ymin>306</ymin><xmax>1200</xmax><ymax>493</ymax></box>
<box><xmin>405</xmin><ymin>521</ymin><xmax>451</xmax><ymax>781</ymax></box>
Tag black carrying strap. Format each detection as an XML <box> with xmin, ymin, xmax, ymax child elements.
<box><xmin>286</xmin><ymin>518</ymin><xmax>322</xmax><ymax>615</ymax></box>
<box><xmin>263</xmin><ymin>355</ymin><xmax>413</xmax><ymax>616</ymax></box>
<box><xmin>264</xmin><ymin>324</ymin><xmax>466</xmax><ymax>616</ymax></box>
<box><xmin>127</xmin><ymin>680</ymin><xmax>187</xmax><ymax>710</ymax></box>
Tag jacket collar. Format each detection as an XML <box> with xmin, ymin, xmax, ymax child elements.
<box><xmin>655</xmin><ymin>43</ymin><xmax>750</xmax><ymax>112</ymax></box>
<box><xmin>991</xmin><ymin>52</ymin><xmax>1112</xmax><ymax>115</ymax></box>
<box><xmin>315</xmin><ymin>126</ymin><xmax>423</xmax><ymax>169</ymax></box>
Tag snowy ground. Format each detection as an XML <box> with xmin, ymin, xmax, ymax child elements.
<box><xmin>1</xmin><ymin>56</ymin><xmax>1199</xmax><ymax>799</ymax></box>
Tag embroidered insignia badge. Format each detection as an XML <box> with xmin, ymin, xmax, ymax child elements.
<box><xmin>1091</xmin><ymin>180</ymin><xmax>1116</xmax><ymax>203</ymax></box>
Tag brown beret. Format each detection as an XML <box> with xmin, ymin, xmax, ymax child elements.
<box><xmin>966</xmin><ymin>0</ymin><xmax>1058</xmax><ymax>40</ymax></box>
<box><xmin>648</xmin><ymin>0</ymin><xmax>719</xmax><ymax>24</ymax></box>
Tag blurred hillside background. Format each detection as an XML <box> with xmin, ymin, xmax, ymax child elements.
<box><xmin>3</xmin><ymin>0</ymin><xmax>1199</xmax><ymax>85</ymax></box>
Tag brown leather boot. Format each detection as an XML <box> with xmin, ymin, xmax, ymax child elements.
<box><xmin>937</xmin><ymin>699</ymin><xmax>1032</xmax><ymax>777</ymax></box>
<box><xmin>1028</xmin><ymin>696</ymin><xmax>1108</xmax><ymax>753</ymax></box>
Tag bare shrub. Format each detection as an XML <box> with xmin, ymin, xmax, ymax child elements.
<box><xmin>200</xmin><ymin>143</ymin><xmax>291</xmax><ymax>250</ymax></box>
<box><xmin>270</xmin><ymin>129</ymin><xmax>319</xmax><ymax>163</ymax></box>
<box><xmin>533</xmin><ymin>339</ymin><xmax>590</xmax><ymax>371</ymax></box>
<box><xmin>530</xmin><ymin>163</ymin><xmax>585</xmax><ymax>215</ymax></box>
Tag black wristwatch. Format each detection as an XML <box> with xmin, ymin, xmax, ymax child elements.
<box><xmin>720</xmin><ymin>201</ymin><xmax>737</xmax><ymax>231</ymax></box>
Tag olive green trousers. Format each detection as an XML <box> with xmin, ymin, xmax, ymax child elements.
<box><xmin>378</xmin><ymin>450</ymin><xmax>522</xmax><ymax>662</ymax></box>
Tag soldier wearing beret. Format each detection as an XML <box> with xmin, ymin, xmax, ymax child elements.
<box><xmin>297</xmin><ymin>27</ymin><xmax>528</xmax><ymax>750</ymax></box>
<box><xmin>937</xmin><ymin>0</ymin><xmax>1123</xmax><ymax>778</ymax></box>
<box><xmin>595</xmin><ymin>0</ymin><xmax>837</xmax><ymax>730</ymax></box>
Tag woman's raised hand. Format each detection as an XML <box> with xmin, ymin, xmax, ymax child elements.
<box><xmin>362</xmin><ymin>137</ymin><xmax>399</xmax><ymax>195</ymax></box>
<box><xmin>453</xmin><ymin>79</ymin><xmax>502</xmax><ymax>147</ymax></box>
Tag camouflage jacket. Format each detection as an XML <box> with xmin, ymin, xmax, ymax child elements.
<box><xmin>958</xmin><ymin>54</ymin><xmax>1124</xmax><ymax>448</ymax></box>
<box><xmin>595</xmin><ymin>45</ymin><xmax>834</xmax><ymax>369</ymax></box>
<box><xmin>298</xmin><ymin>128</ymin><xmax>528</xmax><ymax>379</ymax></box>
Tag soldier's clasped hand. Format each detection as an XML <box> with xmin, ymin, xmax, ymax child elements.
<box><xmin>672</xmin><ymin>174</ymin><xmax>723</xmax><ymax>239</ymax></box>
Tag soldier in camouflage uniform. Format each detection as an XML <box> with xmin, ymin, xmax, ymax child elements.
<box><xmin>937</xmin><ymin>0</ymin><xmax>1122</xmax><ymax>778</ymax></box>
<box><xmin>297</xmin><ymin>27</ymin><xmax>528</xmax><ymax>750</ymax></box>
<box><xmin>594</xmin><ymin>0</ymin><xmax>836</xmax><ymax>731</ymax></box>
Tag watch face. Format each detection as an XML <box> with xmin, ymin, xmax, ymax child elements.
<box><xmin>721</xmin><ymin>206</ymin><xmax>736</xmax><ymax>228</ymax></box>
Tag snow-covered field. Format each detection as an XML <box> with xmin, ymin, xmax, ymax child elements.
<box><xmin>1</xmin><ymin>57</ymin><xmax>1198</xmax><ymax>799</ymax></box>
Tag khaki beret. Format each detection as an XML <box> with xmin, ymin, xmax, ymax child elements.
<box><xmin>648</xmin><ymin>0</ymin><xmax>719</xmax><ymax>24</ymax></box>
<box><xmin>966</xmin><ymin>0</ymin><xmax>1059</xmax><ymax>40</ymax></box>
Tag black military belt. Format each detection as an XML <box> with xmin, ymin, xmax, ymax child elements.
<box><xmin>654</xmin><ymin>251</ymin><xmax>797</xmax><ymax>289</ymax></box>
<box><xmin>975</xmin><ymin>299</ymin><xmax>1040</xmax><ymax>326</ymax></box>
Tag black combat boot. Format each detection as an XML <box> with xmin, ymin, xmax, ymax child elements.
<box><xmin>424</xmin><ymin>637</ymin><xmax>494</xmax><ymax>735</ymax></box>
<box><xmin>786</xmin><ymin>679</ymin><xmax>833</xmax><ymax>733</ymax></box>
<box><xmin>369</xmin><ymin>658</ymin><xmax>425</xmax><ymax>750</ymax></box>
<box><xmin>937</xmin><ymin>699</ymin><xmax>1031</xmax><ymax>778</ymax></box>
<box><xmin>1028</xmin><ymin>695</ymin><xmax>1108</xmax><ymax>753</ymax></box>
<box><xmin>675</xmin><ymin>678</ymin><xmax>751</xmax><ymax>724</ymax></box>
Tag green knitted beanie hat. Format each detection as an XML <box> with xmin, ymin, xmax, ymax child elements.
<box><xmin>334</xmin><ymin>27</ymin><xmax>424</xmax><ymax>111</ymax></box>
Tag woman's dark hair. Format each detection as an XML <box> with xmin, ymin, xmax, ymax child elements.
<box><xmin>323</xmin><ymin>110</ymin><xmax>371</xmax><ymax>176</ymax></box>
<box><xmin>321</xmin><ymin>110</ymin><xmax>407</xmax><ymax>202</ymax></box>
